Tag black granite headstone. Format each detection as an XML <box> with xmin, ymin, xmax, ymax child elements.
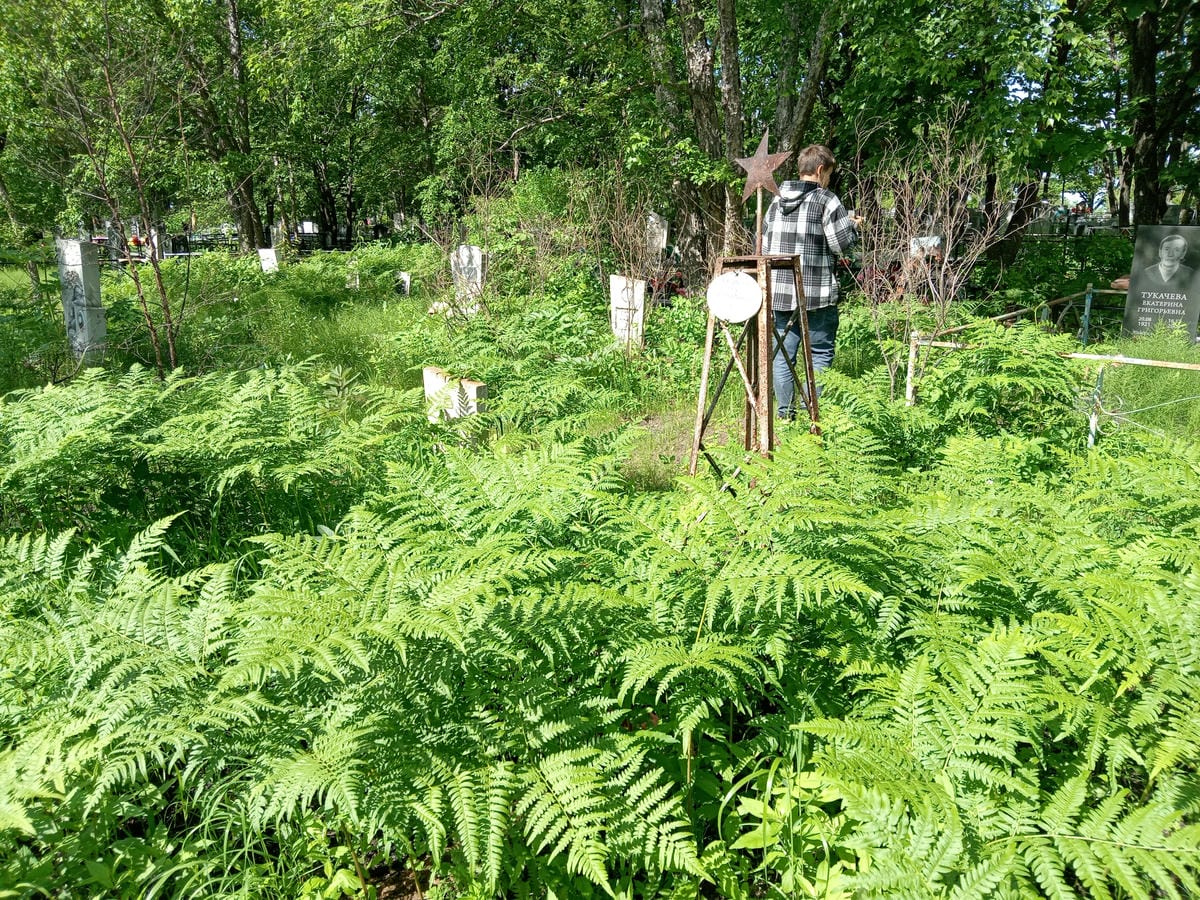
<box><xmin>1122</xmin><ymin>225</ymin><xmax>1200</xmax><ymax>338</ymax></box>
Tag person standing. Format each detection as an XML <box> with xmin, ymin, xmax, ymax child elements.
<box><xmin>762</xmin><ymin>144</ymin><xmax>859</xmax><ymax>418</ymax></box>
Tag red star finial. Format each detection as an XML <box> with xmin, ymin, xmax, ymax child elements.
<box><xmin>735</xmin><ymin>130</ymin><xmax>792</xmax><ymax>201</ymax></box>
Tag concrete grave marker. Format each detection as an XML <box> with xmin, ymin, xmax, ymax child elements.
<box><xmin>258</xmin><ymin>248</ymin><xmax>279</xmax><ymax>273</ymax></box>
<box><xmin>451</xmin><ymin>244</ymin><xmax>485</xmax><ymax>311</ymax></box>
<box><xmin>55</xmin><ymin>238</ymin><xmax>107</xmax><ymax>365</ymax></box>
<box><xmin>647</xmin><ymin>211</ymin><xmax>668</xmax><ymax>254</ymax></box>
<box><xmin>106</xmin><ymin>223</ymin><xmax>124</xmax><ymax>267</ymax></box>
<box><xmin>609</xmin><ymin>274</ymin><xmax>646</xmax><ymax>346</ymax></box>
<box><xmin>423</xmin><ymin>366</ymin><xmax>487</xmax><ymax>422</ymax></box>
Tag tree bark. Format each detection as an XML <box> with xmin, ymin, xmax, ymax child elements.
<box><xmin>989</xmin><ymin>179</ymin><xmax>1041</xmax><ymax>268</ymax></box>
<box><xmin>222</xmin><ymin>0</ymin><xmax>264</xmax><ymax>248</ymax></box>
<box><xmin>1127</xmin><ymin>9</ymin><xmax>1160</xmax><ymax>225</ymax></box>
<box><xmin>676</xmin><ymin>0</ymin><xmax>725</xmax><ymax>262</ymax></box>
<box><xmin>782</xmin><ymin>4</ymin><xmax>837</xmax><ymax>153</ymax></box>
<box><xmin>313</xmin><ymin>160</ymin><xmax>339</xmax><ymax>242</ymax></box>
<box><xmin>639</xmin><ymin>0</ymin><xmax>680</xmax><ymax>121</ymax></box>
<box><xmin>715</xmin><ymin>0</ymin><xmax>744</xmax><ymax>253</ymax></box>
<box><xmin>677</xmin><ymin>0</ymin><xmax>721</xmax><ymax>160</ymax></box>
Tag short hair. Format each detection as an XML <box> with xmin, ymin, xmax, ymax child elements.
<box><xmin>1160</xmin><ymin>234</ymin><xmax>1188</xmax><ymax>255</ymax></box>
<box><xmin>795</xmin><ymin>144</ymin><xmax>837</xmax><ymax>176</ymax></box>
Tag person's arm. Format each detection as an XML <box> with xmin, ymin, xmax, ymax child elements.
<box><xmin>823</xmin><ymin>196</ymin><xmax>858</xmax><ymax>256</ymax></box>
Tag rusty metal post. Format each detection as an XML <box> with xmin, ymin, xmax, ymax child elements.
<box><xmin>689</xmin><ymin>311</ymin><xmax>718</xmax><ymax>475</ymax></box>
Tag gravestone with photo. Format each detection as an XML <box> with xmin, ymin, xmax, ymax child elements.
<box><xmin>1122</xmin><ymin>225</ymin><xmax>1200</xmax><ymax>338</ymax></box>
<box><xmin>55</xmin><ymin>238</ymin><xmax>107</xmax><ymax>365</ymax></box>
<box><xmin>609</xmin><ymin>274</ymin><xmax>646</xmax><ymax>346</ymax></box>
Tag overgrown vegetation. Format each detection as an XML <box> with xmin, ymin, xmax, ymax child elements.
<box><xmin>2</xmin><ymin>176</ymin><xmax>1200</xmax><ymax>898</ymax></box>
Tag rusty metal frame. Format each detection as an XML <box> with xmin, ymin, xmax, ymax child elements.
<box><xmin>689</xmin><ymin>254</ymin><xmax>821</xmax><ymax>477</ymax></box>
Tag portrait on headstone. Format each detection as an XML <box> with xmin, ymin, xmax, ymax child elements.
<box><xmin>1122</xmin><ymin>226</ymin><xmax>1200</xmax><ymax>338</ymax></box>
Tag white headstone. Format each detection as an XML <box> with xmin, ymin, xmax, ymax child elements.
<box><xmin>647</xmin><ymin>211</ymin><xmax>669</xmax><ymax>254</ymax></box>
<box><xmin>609</xmin><ymin>274</ymin><xmax>646</xmax><ymax>346</ymax></box>
<box><xmin>258</xmin><ymin>248</ymin><xmax>279</xmax><ymax>273</ymax></box>
<box><xmin>395</xmin><ymin>271</ymin><xmax>412</xmax><ymax>295</ymax></box>
<box><xmin>55</xmin><ymin>238</ymin><xmax>106</xmax><ymax>364</ymax></box>
<box><xmin>423</xmin><ymin>366</ymin><xmax>487</xmax><ymax>422</ymax></box>
<box><xmin>451</xmin><ymin>245</ymin><xmax>485</xmax><ymax>310</ymax></box>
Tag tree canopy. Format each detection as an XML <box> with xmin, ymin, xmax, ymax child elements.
<box><xmin>0</xmin><ymin>0</ymin><xmax>1196</xmax><ymax>254</ymax></box>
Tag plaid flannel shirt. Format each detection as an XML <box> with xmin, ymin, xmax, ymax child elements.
<box><xmin>762</xmin><ymin>181</ymin><xmax>858</xmax><ymax>312</ymax></box>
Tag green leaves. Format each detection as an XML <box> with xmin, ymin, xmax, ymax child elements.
<box><xmin>3</xmin><ymin>295</ymin><xmax>1200</xmax><ymax>898</ymax></box>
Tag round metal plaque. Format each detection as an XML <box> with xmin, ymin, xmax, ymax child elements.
<box><xmin>706</xmin><ymin>271</ymin><xmax>763</xmax><ymax>323</ymax></box>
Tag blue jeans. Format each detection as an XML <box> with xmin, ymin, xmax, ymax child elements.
<box><xmin>772</xmin><ymin>305</ymin><xmax>839</xmax><ymax>418</ymax></box>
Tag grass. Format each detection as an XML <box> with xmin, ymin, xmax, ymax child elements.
<box><xmin>4</xmin><ymin>245</ymin><xmax>1199</xmax><ymax>452</ymax></box>
<box><xmin>0</xmin><ymin>266</ymin><xmax>29</xmax><ymax>290</ymax></box>
<box><xmin>1088</xmin><ymin>325</ymin><xmax>1200</xmax><ymax>440</ymax></box>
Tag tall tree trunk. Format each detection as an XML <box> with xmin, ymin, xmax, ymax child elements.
<box><xmin>677</xmin><ymin>0</ymin><xmax>725</xmax><ymax>262</ymax></box>
<box><xmin>1117</xmin><ymin>149</ymin><xmax>1132</xmax><ymax>227</ymax></box>
<box><xmin>1127</xmin><ymin>9</ymin><xmax>1160</xmax><ymax>225</ymax></box>
<box><xmin>715</xmin><ymin>0</ymin><xmax>744</xmax><ymax>253</ymax></box>
<box><xmin>312</xmin><ymin>160</ymin><xmax>338</xmax><ymax>244</ymax></box>
<box><xmin>782</xmin><ymin>4</ymin><xmax>837</xmax><ymax>153</ymax></box>
<box><xmin>677</xmin><ymin>0</ymin><xmax>721</xmax><ymax>160</ymax></box>
<box><xmin>990</xmin><ymin>179</ymin><xmax>1041</xmax><ymax>268</ymax></box>
<box><xmin>639</xmin><ymin>0</ymin><xmax>680</xmax><ymax>121</ymax></box>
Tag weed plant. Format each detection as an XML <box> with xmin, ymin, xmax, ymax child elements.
<box><xmin>1086</xmin><ymin>325</ymin><xmax>1200</xmax><ymax>442</ymax></box>
<box><xmin>3</xmin><ymin>239</ymin><xmax>1200</xmax><ymax>899</ymax></box>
